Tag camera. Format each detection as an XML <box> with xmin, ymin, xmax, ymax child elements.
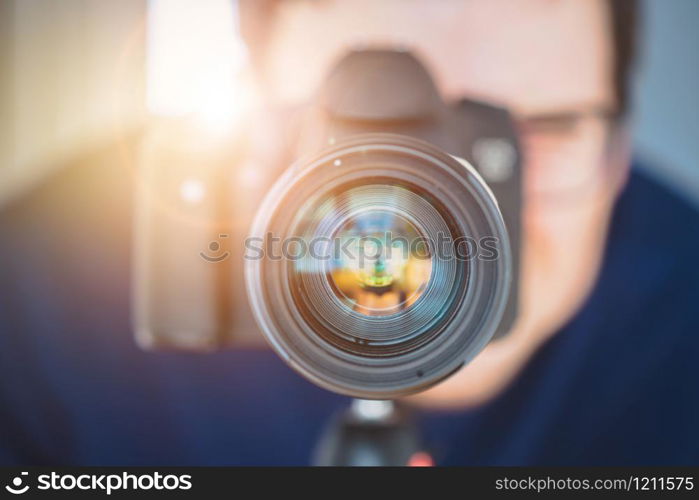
<box><xmin>133</xmin><ymin>49</ymin><xmax>521</xmax><ymax>399</ymax></box>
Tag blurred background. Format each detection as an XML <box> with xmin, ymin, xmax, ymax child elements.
<box><xmin>0</xmin><ymin>0</ymin><xmax>697</xmax><ymax>206</ymax></box>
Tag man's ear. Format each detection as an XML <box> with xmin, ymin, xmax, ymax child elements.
<box><xmin>608</xmin><ymin>122</ymin><xmax>632</xmax><ymax>197</ymax></box>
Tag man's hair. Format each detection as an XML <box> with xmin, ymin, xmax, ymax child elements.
<box><xmin>609</xmin><ymin>0</ymin><xmax>640</xmax><ymax>115</ymax></box>
<box><xmin>239</xmin><ymin>0</ymin><xmax>641</xmax><ymax>115</ymax></box>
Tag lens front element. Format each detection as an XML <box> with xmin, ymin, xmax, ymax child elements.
<box><xmin>288</xmin><ymin>181</ymin><xmax>465</xmax><ymax>359</ymax></box>
<box><xmin>329</xmin><ymin>203</ymin><xmax>432</xmax><ymax>317</ymax></box>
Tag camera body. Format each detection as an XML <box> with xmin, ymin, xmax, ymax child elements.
<box><xmin>133</xmin><ymin>49</ymin><xmax>521</xmax><ymax>397</ymax></box>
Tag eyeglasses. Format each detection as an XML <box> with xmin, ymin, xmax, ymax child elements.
<box><xmin>514</xmin><ymin>106</ymin><xmax>621</xmax><ymax>204</ymax></box>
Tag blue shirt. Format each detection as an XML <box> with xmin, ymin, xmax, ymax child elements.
<box><xmin>1</xmin><ymin>154</ymin><xmax>698</xmax><ymax>465</ymax></box>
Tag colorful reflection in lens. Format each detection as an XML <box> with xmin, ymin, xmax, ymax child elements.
<box><xmin>328</xmin><ymin>210</ymin><xmax>432</xmax><ymax>316</ymax></box>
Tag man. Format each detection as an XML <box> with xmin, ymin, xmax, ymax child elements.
<box><xmin>1</xmin><ymin>0</ymin><xmax>698</xmax><ymax>465</ymax></box>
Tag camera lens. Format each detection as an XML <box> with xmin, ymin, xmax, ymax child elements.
<box><xmin>246</xmin><ymin>134</ymin><xmax>511</xmax><ymax>399</ymax></box>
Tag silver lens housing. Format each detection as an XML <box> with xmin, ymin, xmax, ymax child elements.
<box><xmin>246</xmin><ymin>134</ymin><xmax>512</xmax><ymax>399</ymax></box>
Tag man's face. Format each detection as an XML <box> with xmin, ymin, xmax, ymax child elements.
<box><xmin>256</xmin><ymin>0</ymin><xmax>627</xmax><ymax>406</ymax></box>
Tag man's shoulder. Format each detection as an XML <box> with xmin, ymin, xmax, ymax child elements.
<box><xmin>617</xmin><ymin>165</ymin><xmax>699</xmax><ymax>242</ymax></box>
<box><xmin>611</xmin><ymin>164</ymin><xmax>699</xmax><ymax>271</ymax></box>
<box><xmin>603</xmin><ymin>163</ymin><xmax>699</xmax><ymax>338</ymax></box>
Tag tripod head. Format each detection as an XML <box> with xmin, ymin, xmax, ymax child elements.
<box><xmin>313</xmin><ymin>399</ymin><xmax>433</xmax><ymax>466</ymax></box>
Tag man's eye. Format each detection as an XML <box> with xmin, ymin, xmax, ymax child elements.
<box><xmin>517</xmin><ymin>114</ymin><xmax>582</xmax><ymax>135</ymax></box>
<box><xmin>516</xmin><ymin>106</ymin><xmax>616</xmax><ymax>138</ymax></box>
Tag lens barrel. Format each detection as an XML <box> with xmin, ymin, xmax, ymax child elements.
<box><xmin>246</xmin><ymin>134</ymin><xmax>511</xmax><ymax>398</ymax></box>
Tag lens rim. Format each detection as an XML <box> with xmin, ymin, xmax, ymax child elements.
<box><xmin>246</xmin><ymin>134</ymin><xmax>512</xmax><ymax>399</ymax></box>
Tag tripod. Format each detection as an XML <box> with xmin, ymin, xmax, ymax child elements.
<box><xmin>312</xmin><ymin>399</ymin><xmax>433</xmax><ymax>466</ymax></box>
